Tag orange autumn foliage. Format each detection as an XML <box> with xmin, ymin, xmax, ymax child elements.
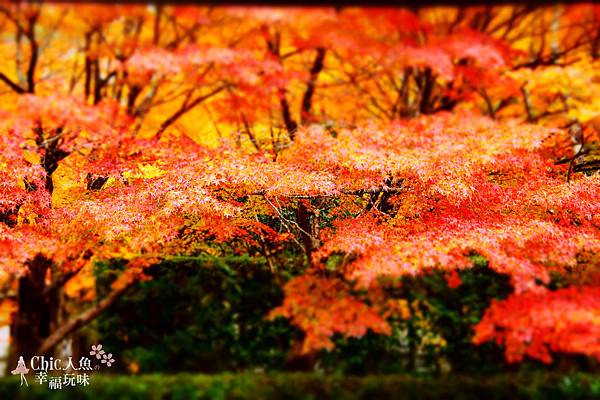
<box><xmin>0</xmin><ymin>3</ymin><xmax>598</xmax><ymax>363</ymax></box>
<box><xmin>473</xmin><ymin>287</ymin><xmax>600</xmax><ymax>363</ymax></box>
<box><xmin>269</xmin><ymin>274</ymin><xmax>391</xmax><ymax>353</ymax></box>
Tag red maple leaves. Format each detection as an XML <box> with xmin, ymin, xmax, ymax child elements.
<box><xmin>0</xmin><ymin>4</ymin><xmax>598</xmax><ymax>364</ymax></box>
<box><xmin>473</xmin><ymin>286</ymin><xmax>600</xmax><ymax>363</ymax></box>
<box><xmin>269</xmin><ymin>274</ymin><xmax>391</xmax><ymax>353</ymax></box>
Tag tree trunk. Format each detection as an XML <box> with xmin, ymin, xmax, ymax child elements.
<box><xmin>296</xmin><ymin>200</ymin><xmax>314</xmax><ymax>260</ymax></box>
<box><xmin>7</xmin><ymin>255</ymin><xmax>62</xmax><ymax>373</ymax></box>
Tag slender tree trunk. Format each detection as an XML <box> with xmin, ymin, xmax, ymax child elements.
<box><xmin>279</xmin><ymin>89</ymin><xmax>298</xmax><ymax>140</ymax></box>
<box><xmin>25</xmin><ymin>15</ymin><xmax>39</xmax><ymax>94</ymax></box>
<box><xmin>418</xmin><ymin>67</ymin><xmax>434</xmax><ymax>115</ymax></box>
<box><xmin>300</xmin><ymin>48</ymin><xmax>326</xmax><ymax>125</ymax></box>
<box><xmin>296</xmin><ymin>200</ymin><xmax>321</xmax><ymax>263</ymax></box>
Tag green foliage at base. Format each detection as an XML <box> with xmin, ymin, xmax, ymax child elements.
<box><xmin>94</xmin><ymin>256</ymin><xmax>589</xmax><ymax>374</ymax></box>
<box><xmin>96</xmin><ymin>256</ymin><xmax>511</xmax><ymax>374</ymax></box>
<box><xmin>1</xmin><ymin>372</ymin><xmax>599</xmax><ymax>400</ymax></box>
<box><xmin>96</xmin><ymin>255</ymin><xmax>296</xmax><ymax>373</ymax></box>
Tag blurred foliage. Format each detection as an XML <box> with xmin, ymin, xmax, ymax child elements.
<box><xmin>1</xmin><ymin>372</ymin><xmax>600</xmax><ymax>400</ymax></box>
<box><xmin>95</xmin><ymin>256</ymin><xmax>296</xmax><ymax>373</ymax></box>
<box><xmin>320</xmin><ymin>263</ymin><xmax>513</xmax><ymax>374</ymax></box>
<box><xmin>93</xmin><ymin>256</ymin><xmax>547</xmax><ymax>375</ymax></box>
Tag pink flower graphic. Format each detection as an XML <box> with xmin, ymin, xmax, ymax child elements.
<box><xmin>90</xmin><ymin>344</ymin><xmax>105</xmax><ymax>360</ymax></box>
<box><xmin>101</xmin><ymin>353</ymin><xmax>115</xmax><ymax>367</ymax></box>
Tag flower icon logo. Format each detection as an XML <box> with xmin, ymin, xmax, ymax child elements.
<box><xmin>101</xmin><ymin>353</ymin><xmax>115</xmax><ymax>367</ymax></box>
<box><xmin>90</xmin><ymin>344</ymin><xmax>105</xmax><ymax>360</ymax></box>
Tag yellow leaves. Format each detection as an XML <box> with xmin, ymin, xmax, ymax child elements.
<box><xmin>22</xmin><ymin>150</ymin><xmax>40</xmax><ymax>165</ymax></box>
<box><xmin>383</xmin><ymin>299</ymin><xmax>411</xmax><ymax>320</ymax></box>
<box><xmin>0</xmin><ymin>298</ymin><xmax>17</xmax><ymax>326</ymax></box>
<box><xmin>51</xmin><ymin>159</ymin><xmax>86</xmax><ymax>208</ymax></box>
<box><xmin>16</xmin><ymin>204</ymin><xmax>37</xmax><ymax>226</ymax></box>
<box><xmin>240</xmin><ymin>196</ymin><xmax>277</xmax><ymax>218</ymax></box>
<box><xmin>65</xmin><ymin>265</ymin><xmax>96</xmax><ymax>301</ymax></box>
<box><xmin>421</xmin><ymin>332</ymin><xmax>448</xmax><ymax>349</ymax></box>
<box><xmin>121</xmin><ymin>163</ymin><xmax>166</xmax><ymax>180</ymax></box>
<box><xmin>137</xmin><ymin>163</ymin><xmax>166</xmax><ymax>179</ymax></box>
<box><xmin>510</xmin><ymin>57</ymin><xmax>600</xmax><ymax>123</ymax></box>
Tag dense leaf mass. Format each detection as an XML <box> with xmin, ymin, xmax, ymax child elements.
<box><xmin>0</xmin><ymin>3</ymin><xmax>599</xmax><ymax>366</ymax></box>
<box><xmin>473</xmin><ymin>287</ymin><xmax>600</xmax><ymax>363</ymax></box>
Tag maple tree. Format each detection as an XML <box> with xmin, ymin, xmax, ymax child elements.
<box><xmin>0</xmin><ymin>3</ymin><xmax>599</xmax><ymax>373</ymax></box>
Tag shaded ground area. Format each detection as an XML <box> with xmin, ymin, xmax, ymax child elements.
<box><xmin>1</xmin><ymin>372</ymin><xmax>599</xmax><ymax>399</ymax></box>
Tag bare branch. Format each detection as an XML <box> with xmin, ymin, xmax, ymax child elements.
<box><xmin>37</xmin><ymin>280</ymin><xmax>135</xmax><ymax>355</ymax></box>
<box><xmin>0</xmin><ymin>72</ymin><xmax>26</xmax><ymax>93</ymax></box>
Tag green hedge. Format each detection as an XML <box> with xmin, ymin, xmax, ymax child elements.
<box><xmin>1</xmin><ymin>372</ymin><xmax>599</xmax><ymax>400</ymax></box>
<box><xmin>95</xmin><ymin>257</ymin><xmax>517</xmax><ymax>374</ymax></box>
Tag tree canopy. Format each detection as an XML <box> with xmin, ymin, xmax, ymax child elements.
<box><xmin>0</xmin><ymin>3</ymin><xmax>598</xmax><ymax>369</ymax></box>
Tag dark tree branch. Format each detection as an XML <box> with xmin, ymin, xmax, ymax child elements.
<box><xmin>37</xmin><ymin>280</ymin><xmax>135</xmax><ymax>355</ymax></box>
<box><xmin>300</xmin><ymin>47</ymin><xmax>326</xmax><ymax>125</ymax></box>
<box><xmin>0</xmin><ymin>72</ymin><xmax>26</xmax><ymax>93</ymax></box>
<box><xmin>279</xmin><ymin>88</ymin><xmax>298</xmax><ymax>140</ymax></box>
<box><xmin>25</xmin><ymin>14</ymin><xmax>39</xmax><ymax>94</ymax></box>
<box><xmin>156</xmin><ymin>84</ymin><xmax>228</xmax><ymax>137</ymax></box>
<box><xmin>247</xmin><ymin>186</ymin><xmax>405</xmax><ymax>198</ymax></box>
